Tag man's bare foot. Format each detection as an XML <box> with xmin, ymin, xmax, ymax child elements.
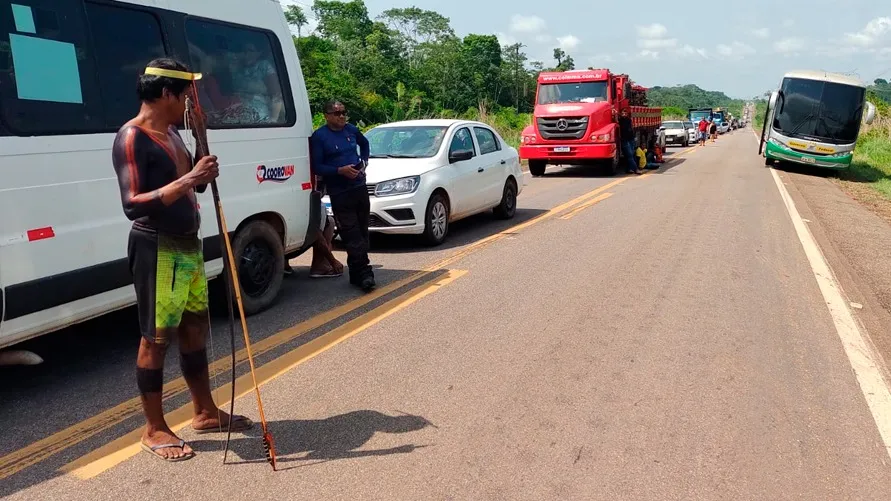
<box><xmin>141</xmin><ymin>428</ymin><xmax>194</xmax><ymax>461</ymax></box>
<box><xmin>192</xmin><ymin>409</ymin><xmax>254</xmax><ymax>434</ymax></box>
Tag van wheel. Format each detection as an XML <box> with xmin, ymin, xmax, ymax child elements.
<box><xmin>422</xmin><ymin>193</ymin><xmax>450</xmax><ymax>246</ymax></box>
<box><xmin>493</xmin><ymin>179</ymin><xmax>518</xmax><ymax>219</ymax></box>
<box><xmin>529</xmin><ymin>161</ymin><xmax>546</xmax><ymax>177</ymax></box>
<box><xmin>231</xmin><ymin>220</ymin><xmax>284</xmax><ymax>315</ymax></box>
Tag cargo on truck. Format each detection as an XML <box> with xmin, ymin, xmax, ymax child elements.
<box><xmin>519</xmin><ymin>69</ymin><xmax>663</xmax><ymax>176</ymax></box>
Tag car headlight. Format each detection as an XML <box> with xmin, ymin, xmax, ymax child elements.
<box><xmin>375</xmin><ymin>176</ymin><xmax>420</xmax><ymax>197</ymax></box>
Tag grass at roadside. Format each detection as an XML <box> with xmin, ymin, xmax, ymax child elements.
<box><xmin>842</xmin><ymin>132</ymin><xmax>891</xmax><ymax>199</ymax></box>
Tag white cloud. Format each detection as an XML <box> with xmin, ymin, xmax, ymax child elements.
<box><xmin>676</xmin><ymin>44</ymin><xmax>708</xmax><ymax>59</ymax></box>
<box><xmin>843</xmin><ymin>17</ymin><xmax>891</xmax><ymax>48</ymax></box>
<box><xmin>589</xmin><ymin>54</ymin><xmax>615</xmax><ymax>65</ymax></box>
<box><xmin>495</xmin><ymin>32</ymin><xmax>517</xmax><ymax>47</ymax></box>
<box><xmin>636</xmin><ymin>23</ymin><xmax>668</xmax><ymax>39</ymax></box>
<box><xmin>638</xmin><ymin>38</ymin><xmax>677</xmax><ymax>50</ymax></box>
<box><xmin>557</xmin><ymin>35</ymin><xmax>581</xmax><ymax>50</ymax></box>
<box><xmin>752</xmin><ymin>28</ymin><xmax>770</xmax><ymax>39</ymax></box>
<box><xmin>637</xmin><ymin>50</ymin><xmax>660</xmax><ymax>60</ymax></box>
<box><xmin>774</xmin><ymin>37</ymin><xmax>806</xmax><ymax>54</ymax></box>
<box><xmin>716</xmin><ymin>41</ymin><xmax>756</xmax><ymax>59</ymax></box>
<box><xmin>782</xmin><ymin>19</ymin><xmax>795</xmax><ymax>28</ymax></box>
<box><xmin>510</xmin><ymin>15</ymin><xmax>546</xmax><ymax>33</ymax></box>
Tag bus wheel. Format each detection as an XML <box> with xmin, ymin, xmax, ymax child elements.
<box><xmin>231</xmin><ymin>220</ymin><xmax>285</xmax><ymax>315</ymax></box>
<box><xmin>765</xmin><ymin>157</ymin><xmax>775</xmax><ymax>166</ymax></box>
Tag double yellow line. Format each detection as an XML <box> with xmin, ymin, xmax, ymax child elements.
<box><xmin>0</xmin><ymin>175</ymin><xmax>636</xmax><ymax>482</ymax></box>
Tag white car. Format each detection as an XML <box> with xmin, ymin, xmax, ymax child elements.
<box><xmin>660</xmin><ymin>120</ymin><xmax>691</xmax><ymax>147</ymax></box>
<box><xmin>684</xmin><ymin>121</ymin><xmax>698</xmax><ymax>143</ymax></box>
<box><xmin>322</xmin><ymin>120</ymin><xmax>525</xmax><ymax>246</ymax></box>
<box><xmin>717</xmin><ymin>121</ymin><xmax>731</xmax><ymax>134</ymax></box>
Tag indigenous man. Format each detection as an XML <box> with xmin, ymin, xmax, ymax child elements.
<box><xmin>111</xmin><ymin>58</ymin><xmax>253</xmax><ymax>462</ymax></box>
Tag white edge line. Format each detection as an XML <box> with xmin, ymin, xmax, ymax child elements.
<box><xmin>768</xmin><ymin>164</ymin><xmax>891</xmax><ymax>459</ymax></box>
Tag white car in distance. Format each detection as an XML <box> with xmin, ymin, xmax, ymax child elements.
<box><xmin>660</xmin><ymin>120</ymin><xmax>691</xmax><ymax>147</ymax></box>
<box><xmin>322</xmin><ymin>120</ymin><xmax>525</xmax><ymax>246</ymax></box>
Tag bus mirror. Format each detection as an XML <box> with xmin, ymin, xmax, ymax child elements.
<box><xmin>865</xmin><ymin>102</ymin><xmax>876</xmax><ymax>125</ymax></box>
<box><xmin>768</xmin><ymin>91</ymin><xmax>778</xmax><ymax>110</ymax></box>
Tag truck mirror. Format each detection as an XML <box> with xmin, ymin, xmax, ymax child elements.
<box><xmin>865</xmin><ymin>102</ymin><xmax>877</xmax><ymax>125</ymax></box>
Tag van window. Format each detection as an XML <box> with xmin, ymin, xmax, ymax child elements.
<box><xmin>85</xmin><ymin>2</ymin><xmax>166</xmax><ymax>128</ymax></box>
<box><xmin>185</xmin><ymin>19</ymin><xmax>290</xmax><ymax>128</ymax></box>
<box><xmin>0</xmin><ymin>0</ymin><xmax>103</xmax><ymax>134</ymax></box>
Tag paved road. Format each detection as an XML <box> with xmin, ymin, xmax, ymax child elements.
<box><xmin>2</xmin><ymin>130</ymin><xmax>891</xmax><ymax>500</ymax></box>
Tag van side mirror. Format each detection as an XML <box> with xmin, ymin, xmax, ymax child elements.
<box><xmin>865</xmin><ymin>102</ymin><xmax>877</xmax><ymax>125</ymax></box>
<box><xmin>449</xmin><ymin>149</ymin><xmax>474</xmax><ymax>163</ymax></box>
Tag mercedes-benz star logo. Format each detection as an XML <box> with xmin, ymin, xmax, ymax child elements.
<box><xmin>556</xmin><ymin>119</ymin><xmax>568</xmax><ymax>131</ymax></box>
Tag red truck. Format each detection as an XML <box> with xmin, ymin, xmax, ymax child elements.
<box><xmin>519</xmin><ymin>69</ymin><xmax>663</xmax><ymax>176</ymax></box>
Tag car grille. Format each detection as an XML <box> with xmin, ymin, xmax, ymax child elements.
<box><xmin>537</xmin><ymin>116</ymin><xmax>588</xmax><ymax>140</ymax></box>
<box><xmin>366</xmin><ymin>184</ymin><xmax>376</xmax><ymax>196</ymax></box>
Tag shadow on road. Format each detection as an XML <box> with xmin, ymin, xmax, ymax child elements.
<box><xmin>363</xmin><ymin>207</ymin><xmax>547</xmax><ymax>254</ymax></box>
<box><xmin>772</xmin><ymin>160</ymin><xmax>837</xmax><ymax>179</ymax></box>
<box><xmin>0</xmin><ymin>265</ymin><xmax>444</xmax><ymax>498</ymax></box>
<box><xmin>194</xmin><ymin>410</ymin><xmax>434</xmax><ymax>469</ymax></box>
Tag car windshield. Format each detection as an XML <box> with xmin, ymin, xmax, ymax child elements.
<box><xmin>366</xmin><ymin>126</ymin><xmax>449</xmax><ymax>159</ymax></box>
<box><xmin>772</xmin><ymin>77</ymin><xmax>865</xmax><ymax>144</ymax></box>
<box><xmin>537</xmin><ymin>81</ymin><xmax>608</xmax><ymax>104</ymax></box>
<box><xmin>662</xmin><ymin>121</ymin><xmax>684</xmax><ymax>128</ymax></box>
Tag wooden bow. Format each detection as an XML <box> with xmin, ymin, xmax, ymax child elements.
<box><xmin>185</xmin><ymin>84</ymin><xmax>277</xmax><ymax>471</ymax></box>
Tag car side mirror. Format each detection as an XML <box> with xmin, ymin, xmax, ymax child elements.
<box><xmin>449</xmin><ymin>149</ymin><xmax>474</xmax><ymax>163</ymax></box>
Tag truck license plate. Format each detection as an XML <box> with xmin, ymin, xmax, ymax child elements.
<box><xmin>554</xmin><ymin>146</ymin><xmax>570</xmax><ymax>153</ymax></box>
<box><xmin>800</xmin><ymin>156</ymin><xmax>815</xmax><ymax>164</ymax></box>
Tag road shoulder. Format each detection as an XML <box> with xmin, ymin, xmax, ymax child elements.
<box><xmin>780</xmin><ymin>168</ymin><xmax>891</xmax><ymax>379</ymax></box>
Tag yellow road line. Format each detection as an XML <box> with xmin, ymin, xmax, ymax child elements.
<box><xmin>559</xmin><ymin>193</ymin><xmax>614</xmax><ymax>220</ymax></box>
<box><xmin>1</xmin><ymin>179</ymin><xmax>626</xmax><ymax>481</ymax></box>
<box><xmin>62</xmin><ymin>269</ymin><xmax>468</xmax><ymax>479</ymax></box>
<box><xmin>0</xmin><ymin>271</ymin><xmax>430</xmax><ymax>482</ymax></box>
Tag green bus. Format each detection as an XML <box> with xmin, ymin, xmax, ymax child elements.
<box><xmin>759</xmin><ymin>70</ymin><xmax>877</xmax><ymax>169</ymax></box>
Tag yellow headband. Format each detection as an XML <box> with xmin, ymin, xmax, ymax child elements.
<box><xmin>143</xmin><ymin>67</ymin><xmax>202</xmax><ymax>81</ymax></box>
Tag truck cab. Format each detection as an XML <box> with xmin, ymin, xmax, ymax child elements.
<box><xmin>520</xmin><ymin>69</ymin><xmax>661</xmax><ymax>177</ymax></box>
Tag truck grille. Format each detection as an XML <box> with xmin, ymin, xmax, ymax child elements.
<box><xmin>537</xmin><ymin>116</ymin><xmax>588</xmax><ymax>140</ymax></box>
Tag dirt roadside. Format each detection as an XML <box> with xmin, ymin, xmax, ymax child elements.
<box><xmin>779</xmin><ymin>167</ymin><xmax>891</xmax><ymax>378</ymax></box>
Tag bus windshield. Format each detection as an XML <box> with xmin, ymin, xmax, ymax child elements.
<box><xmin>538</xmin><ymin>82</ymin><xmax>608</xmax><ymax>105</ymax></box>
<box><xmin>773</xmin><ymin>77</ymin><xmax>865</xmax><ymax>144</ymax></box>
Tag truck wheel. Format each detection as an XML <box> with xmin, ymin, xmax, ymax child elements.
<box><xmin>604</xmin><ymin>150</ymin><xmax>619</xmax><ymax>176</ymax></box>
<box><xmin>529</xmin><ymin>160</ymin><xmax>546</xmax><ymax>177</ymax></box>
<box><xmin>231</xmin><ymin>220</ymin><xmax>285</xmax><ymax>315</ymax></box>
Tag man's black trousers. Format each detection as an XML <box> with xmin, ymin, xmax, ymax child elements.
<box><xmin>330</xmin><ymin>186</ymin><xmax>373</xmax><ymax>282</ymax></box>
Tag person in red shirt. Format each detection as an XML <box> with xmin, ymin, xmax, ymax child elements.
<box><xmin>697</xmin><ymin>118</ymin><xmax>709</xmax><ymax>146</ymax></box>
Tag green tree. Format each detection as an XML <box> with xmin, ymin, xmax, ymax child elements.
<box><xmin>283</xmin><ymin>5</ymin><xmax>308</xmax><ymax>38</ymax></box>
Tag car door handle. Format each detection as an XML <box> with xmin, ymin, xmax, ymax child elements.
<box><xmin>478</xmin><ymin>167</ymin><xmax>484</xmax><ymax>172</ymax></box>
<box><xmin>500</xmin><ymin>160</ymin><xmax>506</xmax><ymax>165</ymax></box>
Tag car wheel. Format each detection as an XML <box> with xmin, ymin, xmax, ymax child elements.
<box><xmin>231</xmin><ymin>220</ymin><xmax>284</xmax><ymax>315</ymax></box>
<box><xmin>529</xmin><ymin>160</ymin><xmax>546</xmax><ymax>177</ymax></box>
<box><xmin>422</xmin><ymin>193</ymin><xmax>450</xmax><ymax>246</ymax></box>
<box><xmin>493</xmin><ymin>178</ymin><xmax>518</xmax><ymax>219</ymax></box>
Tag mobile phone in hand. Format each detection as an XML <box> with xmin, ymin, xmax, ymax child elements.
<box><xmin>356</xmin><ymin>159</ymin><xmax>367</xmax><ymax>173</ymax></box>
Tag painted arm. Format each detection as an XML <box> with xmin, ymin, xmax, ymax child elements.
<box><xmin>112</xmin><ymin>127</ymin><xmax>201</xmax><ymax>220</ymax></box>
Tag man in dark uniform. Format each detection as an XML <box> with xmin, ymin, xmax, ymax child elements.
<box><xmin>310</xmin><ymin>100</ymin><xmax>374</xmax><ymax>291</ymax></box>
<box><xmin>111</xmin><ymin>58</ymin><xmax>253</xmax><ymax>462</ymax></box>
<box><xmin>619</xmin><ymin>108</ymin><xmax>642</xmax><ymax>175</ymax></box>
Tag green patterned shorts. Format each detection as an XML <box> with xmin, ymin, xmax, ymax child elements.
<box><xmin>129</xmin><ymin>226</ymin><xmax>208</xmax><ymax>345</ymax></box>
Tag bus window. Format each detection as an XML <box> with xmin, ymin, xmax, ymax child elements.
<box><xmin>84</xmin><ymin>2</ymin><xmax>167</xmax><ymax>128</ymax></box>
<box><xmin>185</xmin><ymin>19</ymin><xmax>291</xmax><ymax>128</ymax></box>
<box><xmin>0</xmin><ymin>0</ymin><xmax>103</xmax><ymax>135</ymax></box>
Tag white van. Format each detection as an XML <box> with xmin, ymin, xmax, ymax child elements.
<box><xmin>0</xmin><ymin>0</ymin><xmax>317</xmax><ymax>349</ymax></box>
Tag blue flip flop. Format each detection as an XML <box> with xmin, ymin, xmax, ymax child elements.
<box><xmin>140</xmin><ymin>439</ymin><xmax>195</xmax><ymax>462</ymax></box>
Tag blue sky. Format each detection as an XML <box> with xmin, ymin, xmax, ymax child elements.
<box><xmin>282</xmin><ymin>0</ymin><xmax>891</xmax><ymax>99</ymax></box>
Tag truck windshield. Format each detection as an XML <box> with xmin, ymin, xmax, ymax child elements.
<box><xmin>690</xmin><ymin>111</ymin><xmax>711</xmax><ymax>121</ymax></box>
<box><xmin>538</xmin><ymin>82</ymin><xmax>608</xmax><ymax>105</ymax></box>
<box><xmin>772</xmin><ymin>77</ymin><xmax>865</xmax><ymax>144</ymax></box>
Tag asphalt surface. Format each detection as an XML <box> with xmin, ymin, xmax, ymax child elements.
<box><xmin>2</xmin><ymin>130</ymin><xmax>891</xmax><ymax>500</ymax></box>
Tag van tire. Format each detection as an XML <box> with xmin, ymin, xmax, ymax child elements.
<box><xmin>230</xmin><ymin>220</ymin><xmax>284</xmax><ymax>315</ymax></box>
